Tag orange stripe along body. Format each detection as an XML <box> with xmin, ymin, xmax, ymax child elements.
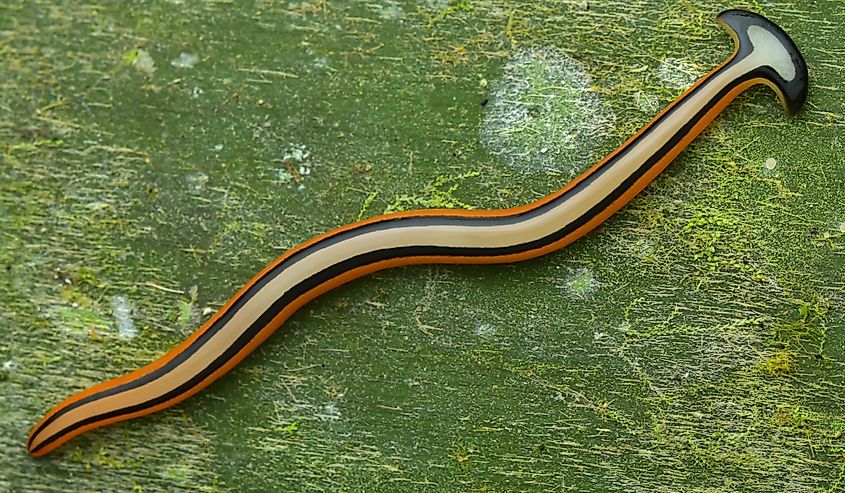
<box><xmin>28</xmin><ymin>10</ymin><xmax>808</xmax><ymax>457</ymax></box>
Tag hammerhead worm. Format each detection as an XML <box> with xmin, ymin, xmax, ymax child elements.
<box><xmin>28</xmin><ymin>9</ymin><xmax>808</xmax><ymax>456</ymax></box>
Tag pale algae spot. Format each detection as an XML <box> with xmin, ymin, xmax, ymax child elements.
<box><xmin>480</xmin><ymin>47</ymin><xmax>614</xmax><ymax>175</ymax></box>
<box><xmin>275</xmin><ymin>396</ymin><xmax>343</xmax><ymax>425</ymax></box>
<box><xmin>424</xmin><ymin>0</ymin><xmax>449</xmax><ymax>9</ymax></box>
<box><xmin>373</xmin><ymin>1</ymin><xmax>404</xmax><ymax>21</ymax></box>
<box><xmin>276</xmin><ymin>168</ymin><xmax>295</xmax><ymax>185</ymax></box>
<box><xmin>111</xmin><ymin>295</ymin><xmax>137</xmax><ymax>339</ymax></box>
<box><xmin>131</xmin><ymin>48</ymin><xmax>156</xmax><ymax>75</ymax></box>
<box><xmin>635</xmin><ymin>90</ymin><xmax>661</xmax><ymax>114</ymax></box>
<box><xmin>170</xmin><ymin>52</ymin><xmax>199</xmax><ymax>69</ymax></box>
<box><xmin>185</xmin><ymin>171</ymin><xmax>209</xmax><ymax>194</ymax></box>
<box><xmin>561</xmin><ymin>266</ymin><xmax>597</xmax><ymax>299</ymax></box>
<box><xmin>283</xmin><ymin>144</ymin><xmax>310</xmax><ymax>165</ymax></box>
<box><xmin>277</xmin><ymin>144</ymin><xmax>311</xmax><ymax>190</ymax></box>
<box><xmin>657</xmin><ymin>56</ymin><xmax>703</xmax><ymax>90</ymax></box>
<box><xmin>312</xmin><ymin>56</ymin><xmax>330</xmax><ymax>71</ymax></box>
<box><xmin>0</xmin><ymin>361</ymin><xmax>18</xmax><ymax>381</ymax></box>
<box><xmin>474</xmin><ymin>322</ymin><xmax>497</xmax><ymax>338</ymax></box>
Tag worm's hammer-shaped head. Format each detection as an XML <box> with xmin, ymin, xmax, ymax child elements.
<box><xmin>718</xmin><ymin>10</ymin><xmax>808</xmax><ymax>115</ymax></box>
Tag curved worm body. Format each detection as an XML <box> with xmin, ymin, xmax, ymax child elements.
<box><xmin>28</xmin><ymin>10</ymin><xmax>807</xmax><ymax>457</ymax></box>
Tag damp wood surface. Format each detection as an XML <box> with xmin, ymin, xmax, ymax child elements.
<box><xmin>1</xmin><ymin>1</ymin><xmax>844</xmax><ymax>492</ymax></box>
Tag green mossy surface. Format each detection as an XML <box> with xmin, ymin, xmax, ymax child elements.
<box><xmin>1</xmin><ymin>1</ymin><xmax>843</xmax><ymax>492</ymax></box>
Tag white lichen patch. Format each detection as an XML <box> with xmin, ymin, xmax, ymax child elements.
<box><xmin>277</xmin><ymin>144</ymin><xmax>311</xmax><ymax>188</ymax></box>
<box><xmin>132</xmin><ymin>49</ymin><xmax>156</xmax><ymax>75</ymax></box>
<box><xmin>474</xmin><ymin>323</ymin><xmax>497</xmax><ymax>338</ymax></box>
<box><xmin>657</xmin><ymin>57</ymin><xmax>702</xmax><ymax>90</ymax></box>
<box><xmin>313</xmin><ymin>56</ymin><xmax>329</xmax><ymax>71</ymax></box>
<box><xmin>283</xmin><ymin>144</ymin><xmax>310</xmax><ymax>163</ymax></box>
<box><xmin>170</xmin><ymin>52</ymin><xmax>199</xmax><ymax>69</ymax></box>
<box><xmin>185</xmin><ymin>171</ymin><xmax>209</xmax><ymax>194</ymax></box>
<box><xmin>635</xmin><ymin>91</ymin><xmax>660</xmax><ymax>114</ymax></box>
<box><xmin>276</xmin><ymin>399</ymin><xmax>342</xmax><ymax>425</ymax></box>
<box><xmin>373</xmin><ymin>1</ymin><xmax>404</xmax><ymax>20</ymax></box>
<box><xmin>622</xmin><ymin>237</ymin><xmax>657</xmax><ymax>262</ymax></box>
<box><xmin>276</xmin><ymin>169</ymin><xmax>294</xmax><ymax>185</ymax></box>
<box><xmin>1</xmin><ymin>360</ymin><xmax>18</xmax><ymax>375</ymax></box>
<box><xmin>111</xmin><ymin>295</ymin><xmax>137</xmax><ymax>339</ymax></box>
<box><xmin>561</xmin><ymin>267</ymin><xmax>597</xmax><ymax>299</ymax></box>
<box><xmin>424</xmin><ymin>0</ymin><xmax>448</xmax><ymax>9</ymax></box>
<box><xmin>480</xmin><ymin>47</ymin><xmax>614</xmax><ymax>175</ymax></box>
<box><xmin>316</xmin><ymin>402</ymin><xmax>341</xmax><ymax>421</ymax></box>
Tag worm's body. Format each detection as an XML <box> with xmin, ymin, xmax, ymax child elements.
<box><xmin>28</xmin><ymin>10</ymin><xmax>808</xmax><ymax>457</ymax></box>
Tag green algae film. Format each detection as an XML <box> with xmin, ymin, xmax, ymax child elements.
<box><xmin>1</xmin><ymin>1</ymin><xmax>844</xmax><ymax>492</ymax></box>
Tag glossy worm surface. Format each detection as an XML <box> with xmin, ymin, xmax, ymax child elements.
<box><xmin>28</xmin><ymin>10</ymin><xmax>808</xmax><ymax>457</ymax></box>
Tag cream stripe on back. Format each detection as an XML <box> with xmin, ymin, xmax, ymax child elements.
<box><xmin>34</xmin><ymin>50</ymin><xmax>761</xmax><ymax>448</ymax></box>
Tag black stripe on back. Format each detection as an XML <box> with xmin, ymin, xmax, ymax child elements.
<box><xmin>31</xmin><ymin>58</ymin><xmax>757</xmax><ymax>454</ymax></box>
